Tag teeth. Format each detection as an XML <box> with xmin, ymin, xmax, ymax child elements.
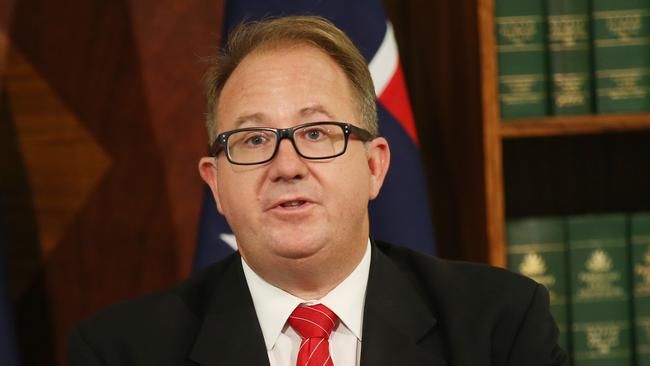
<box><xmin>281</xmin><ymin>200</ymin><xmax>305</xmax><ymax>208</ymax></box>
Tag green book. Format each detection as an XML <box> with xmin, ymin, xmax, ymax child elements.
<box><xmin>496</xmin><ymin>0</ymin><xmax>549</xmax><ymax>119</ymax></box>
<box><xmin>506</xmin><ymin>217</ymin><xmax>570</xmax><ymax>353</ymax></box>
<box><xmin>632</xmin><ymin>212</ymin><xmax>650</xmax><ymax>366</ymax></box>
<box><xmin>547</xmin><ymin>0</ymin><xmax>593</xmax><ymax>115</ymax></box>
<box><xmin>592</xmin><ymin>0</ymin><xmax>650</xmax><ymax>113</ymax></box>
<box><xmin>568</xmin><ymin>213</ymin><xmax>633</xmax><ymax>365</ymax></box>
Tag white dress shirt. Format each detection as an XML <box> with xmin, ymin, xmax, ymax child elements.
<box><xmin>241</xmin><ymin>240</ymin><xmax>371</xmax><ymax>366</ymax></box>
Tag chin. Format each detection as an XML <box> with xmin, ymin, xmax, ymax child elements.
<box><xmin>267</xmin><ymin>232</ymin><xmax>329</xmax><ymax>260</ymax></box>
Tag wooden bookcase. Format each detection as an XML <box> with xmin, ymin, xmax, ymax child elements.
<box><xmin>386</xmin><ymin>0</ymin><xmax>650</xmax><ymax>267</ymax></box>
<box><xmin>478</xmin><ymin>0</ymin><xmax>650</xmax><ymax>267</ymax></box>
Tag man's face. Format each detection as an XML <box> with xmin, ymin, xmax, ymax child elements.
<box><xmin>199</xmin><ymin>44</ymin><xmax>389</xmax><ymax>273</ymax></box>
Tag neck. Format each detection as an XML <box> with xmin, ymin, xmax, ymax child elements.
<box><xmin>244</xmin><ymin>237</ymin><xmax>368</xmax><ymax>300</ymax></box>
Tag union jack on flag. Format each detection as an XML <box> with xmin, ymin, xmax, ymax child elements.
<box><xmin>194</xmin><ymin>0</ymin><xmax>435</xmax><ymax>270</ymax></box>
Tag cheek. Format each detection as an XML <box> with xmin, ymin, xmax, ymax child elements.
<box><xmin>217</xmin><ymin>172</ymin><xmax>258</xmax><ymax>217</ymax></box>
<box><xmin>325</xmin><ymin>161</ymin><xmax>371</xmax><ymax>208</ymax></box>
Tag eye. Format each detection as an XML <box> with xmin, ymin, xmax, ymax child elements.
<box><xmin>307</xmin><ymin>129</ymin><xmax>322</xmax><ymax>140</ymax></box>
<box><xmin>246</xmin><ymin>134</ymin><xmax>267</xmax><ymax>145</ymax></box>
<box><xmin>238</xmin><ymin>131</ymin><xmax>272</xmax><ymax>147</ymax></box>
<box><xmin>301</xmin><ymin>126</ymin><xmax>329</xmax><ymax>141</ymax></box>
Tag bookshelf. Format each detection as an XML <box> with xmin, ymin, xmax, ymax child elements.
<box><xmin>501</xmin><ymin>114</ymin><xmax>650</xmax><ymax>138</ymax></box>
<box><xmin>477</xmin><ymin>0</ymin><xmax>650</xmax><ymax>267</ymax></box>
<box><xmin>385</xmin><ymin>0</ymin><xmax>650</xmax><ymax>268</ymax></box>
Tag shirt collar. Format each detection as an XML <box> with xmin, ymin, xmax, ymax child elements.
<box><xmin>241</xmin><ymin>239</ymin><xmax>371</xmax><ymax>350</ymax></box>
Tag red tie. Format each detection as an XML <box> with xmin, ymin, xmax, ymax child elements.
<box><xmin>288</xmin><ymin>304</ymin><xmax>339</xmax><ymax>366</ymax></box>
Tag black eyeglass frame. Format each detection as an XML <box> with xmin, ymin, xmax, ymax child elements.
<box><xmin>209</xmin><ymin>121</ymin><xmax>376</xmax><ymax>166</ymax></box>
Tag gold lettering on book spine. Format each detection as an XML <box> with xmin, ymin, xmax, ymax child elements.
<box><xmin>552</xmin><ymin>73</ymin><xmax>589</xmax><ymax>107</ymax></box>
<box><xmin>596</xmin><ymin>68</ymin><xmax>650</xmax><ymax>99</ymax></box>
<box><xmin>574</xmin><ymin>321</ymin><xmax>630</xmax><ymax>358</ymax></box>
<box><xmin>496</xmin><ymin>16</ymin><xmax>543</xmax><ymax>52</ymax></box>
<box><xmin>519</xmin><ymin>252</ymin><xmax>558</xmax><ymax>300</ymax></box>
<box><xmin>548</xmin><ymin>15</ymin><xmax>588</xmax><ymax>49</ymax></box>
<box><xmin>499</xmin><ymin>74</ymin><xmax>545</xmax><ymax>105</ymax></box>
<box><xmin>594</xmin><ymin>10</ymin><xmax>649</xmax><ymax>46</ymax></box>
<box><xmin>586</xmin><ymin>324</ymin><xmax>621</xmax><ymax>355</ymax></box>
<box><xmin>547</xmin><ymin>15</ymin><xmax>590</xmax><ymax>108</ymax></box>
<box><xmin>605</xmin><ymin>13</ymin><xmax>642</xmax><ymax>41</ymax></box>
<box><xmin>577</xmin><ymin>249</ymin><xmax>625</xmax><ymax>300</ymax></box>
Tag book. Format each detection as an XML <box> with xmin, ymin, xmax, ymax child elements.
<box><xmin>547</xmin><ymin>0</ymin><xmax>593</xmax><ymax>115</ymax></box>
<box><xmin>567</xmin><ymin>213</ymin><xmax>632</xmax><ymax>365</ymax></box>
<box><xmin>506</xmin><ymin>217</ymin><xmax>570</xmax><ymax>353</ymax></box>
<box><xmin>495</xmin><ymin>0</ymin><xmax>549</xmax><ymax>119</ymax></box>
<box><xmin>632</xmin><ymin>212</ymin><xmax>650</xmax><ymax>366</ymax></box>
<box><xmin>592</xmin><ymin>0</ymin><xmax>650</xmax><ymax>113</ymax></box>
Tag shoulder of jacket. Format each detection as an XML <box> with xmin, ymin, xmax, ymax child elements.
<box><xmin>374</xmin><ymin>239</ymin><xmax>540</xmax><ymax>304</ymax></box>
<box><xmin>73</xmin><ymin>253</ymin><xmax>240</xmax><ymax>340</ymax></box>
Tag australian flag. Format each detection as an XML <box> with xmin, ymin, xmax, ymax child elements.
<box><xmin>194</xmin><ymin>0</ymin><xmax>435</xmax><ymax>270</ymax></box>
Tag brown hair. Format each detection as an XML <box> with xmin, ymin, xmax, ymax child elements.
<box><xmin>203</xmin><ymin>15</ymin><xmax>378</xmax><ymax>142</ymax></box>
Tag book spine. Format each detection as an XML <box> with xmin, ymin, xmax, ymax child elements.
<box><xmin>592</xmin><ymin>0</ymin><xmax>650</xmax><ymax>113</ymax></box>
<box><xmin>568</xmin><ymin>213</ymin><xmax>633</xmax><ymax>366</ymax></box>
<box><xmin>496</xmin><ymin>0</ymin><xmax>549</xmax><ymax>119</ymax></box>
<box><xmin>547</xmin><ymin>0</ymin><xmax>593</xmax><ymax>115</ymax></box>
<box><xmin>632</xmin><ymin>213</ymin><xmax>650</xmax><ymax>366</ymax></box>
<box><xmin>506</xmin><ymin>217</ymin><xmax>570</xmax><ymax>353</ymax></box>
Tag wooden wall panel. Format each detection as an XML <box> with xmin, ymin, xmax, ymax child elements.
<box><xmin>0</xmin><ymin>1</ymin><xmax>224</xmax><ymax>364</ymax></box>
<box><xmin>2</xmin><ymin>1</ymin><xmax>490</xmax><ymax>364</ymax></box>
<box><xmin>0</xmin><ymin>0</ymin><xmax>13</xmax><ymax>76</ymax></box>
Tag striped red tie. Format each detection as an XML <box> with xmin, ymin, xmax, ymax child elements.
<box><xmin>288</xmin><ymin>304</ymin><xmax>339</xmax><ymax>366</ymax></box>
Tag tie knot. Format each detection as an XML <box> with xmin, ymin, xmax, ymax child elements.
<box><xmin>288</xmin><ymin>304</ymin><xmax>339</xmax><ymax>339</ymax></box>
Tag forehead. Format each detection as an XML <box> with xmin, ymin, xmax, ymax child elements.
<box><xmin>215</xmin><ymin>43</ymin><xmax>357</xmax><ymax>131</ymax></box>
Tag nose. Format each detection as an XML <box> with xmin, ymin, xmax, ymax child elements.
<box><xmin>267</xmin><ymin>139</ymin><xmax>309</xmax><ymax>182</ymax></box>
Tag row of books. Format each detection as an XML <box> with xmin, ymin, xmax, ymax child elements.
<box><xmin>496</xmin><ymin>0</ymin><xmax>650</xmax><ymax>119</ymax></box>
<box><xmin>506</xmin><ymin>212</ymin><xmax>650</xmax><ymax>366</ymax></box>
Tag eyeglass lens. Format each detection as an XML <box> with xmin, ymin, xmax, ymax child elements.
<box><xmin>227</xmin><ymin>123</ymin><xmax>346</xmax><ymax>164</ymax></box>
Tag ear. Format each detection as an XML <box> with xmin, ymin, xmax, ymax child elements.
<box><xmin>366</xmin><ymin>137</ymin><xmax>390</xmax><ymax>200</ymax></box>
<box><xmin>198</xmin><ymin>156</ymin><xmax>225</xmax><ymax>214</ymax></box>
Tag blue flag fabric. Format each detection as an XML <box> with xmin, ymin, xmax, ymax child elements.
<box><xmin>194</xmin><ymin>0</ymin><xmax>435</xmax><ymax>270</ymax></box>
<box><xmin>0</xmin><ymin>217</ymin><xmax>19</xmax><ymax>366</ymax></box>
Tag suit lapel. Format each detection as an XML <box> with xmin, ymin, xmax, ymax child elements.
<box><xmin>189</xmin><ymin>256</ymin><xmax>270</xmax><ymax>366</ymax></box>
<box><xmin>360</xmin><ymin>241</ymin><xmax>447</xmax><ymax>366</ymax></box>
<box><xmin>187</xmin><ymin>241</ymin><xmax>447</xmax><ymax>366</ymax></box>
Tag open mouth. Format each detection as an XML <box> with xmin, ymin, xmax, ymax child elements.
<box><xmin>279</xmin><ymin>200</ymin><xmax>307</xmax><ymax>208</ymax></box>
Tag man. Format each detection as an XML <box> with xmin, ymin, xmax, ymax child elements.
<box><xmin>67</xmin><ymin>16</ymin><xmax>568</xmax><ymax>365</ymax></box>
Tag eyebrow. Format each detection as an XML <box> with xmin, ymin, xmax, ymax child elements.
<box><xmin>233</xmin><ymin>113</ymin><xmax>265</xmax><ymax>128</ymax></box>
<box><xmin>232</xmin><ymin>105</ymin><xmax>337</xmax><ymax>129</ymax></box>
<box><xmin>299</xmin><ymin>105</ymin><xmax>336</xmax><ymax>120</ymax></box>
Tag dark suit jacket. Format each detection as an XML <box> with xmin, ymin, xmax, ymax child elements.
<box><xmin>67</xmin><ymin>240</ymin><xmax>568</xmax><ymax>365</ymax></box>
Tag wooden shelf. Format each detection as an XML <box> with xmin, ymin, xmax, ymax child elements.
<box><xmin>391</xmin><ymin>0</ymin><xmax>650</xmax><ymax>269</ymax></box>
<box><xmin>500</xmin><ymin>113</ymin><xmax>650</xmax><ymax>139</ymax></box>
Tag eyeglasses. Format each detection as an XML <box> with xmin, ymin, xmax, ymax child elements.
<box><xmin>210</xmin><ymin>121</ymin><xmax>376</xmax><ymax>165</ymax></box>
